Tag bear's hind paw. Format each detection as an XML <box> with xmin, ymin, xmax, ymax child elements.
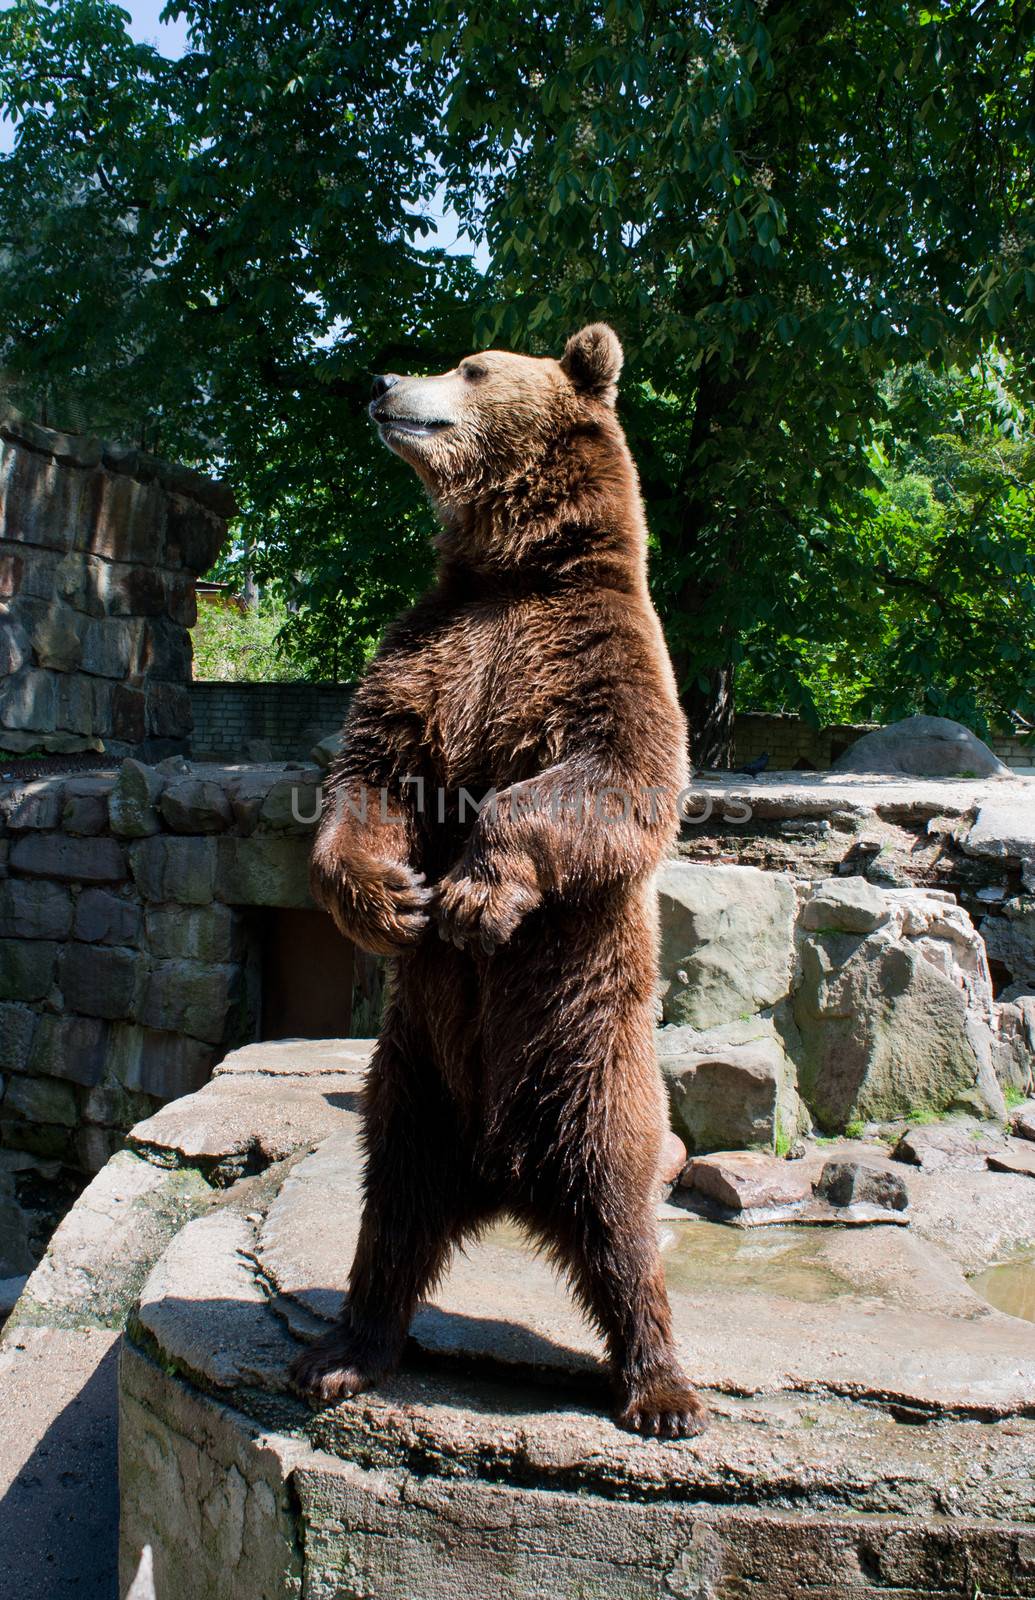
<box><xmin>615</xmin><ymin>1376</ymin><xmax>710</xmax><ymax>1440</ymax></box>
<box><xmin>288</xmin><ymin>1334</ymin><xmax>385</xmax><ymax>1405</ymax></box>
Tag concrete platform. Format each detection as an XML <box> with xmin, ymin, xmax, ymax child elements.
<box><xmin>114</xmin><ymin>1042</ymin><xmax>1035</xmax><ymax>1599</ymax></box>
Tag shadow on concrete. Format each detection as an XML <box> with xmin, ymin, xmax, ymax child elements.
<box><xmin>0</xmin><ymin>1336</ymin><xmax>119</xmax><ymax>1599</ymax></box>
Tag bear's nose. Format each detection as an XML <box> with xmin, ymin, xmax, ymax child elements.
<box><xmin>370</xmin><ymin>374</ymin><xmax>399</xmax><ymax>401</ymax></box>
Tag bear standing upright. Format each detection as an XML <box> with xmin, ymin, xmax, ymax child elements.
<box><xmin>289</xmin><ymin>324</ymin><xmax>708</xmax><ymax>1438</ymax></box>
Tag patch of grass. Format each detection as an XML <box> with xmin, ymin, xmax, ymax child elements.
<box><xmin>904</xmin><ymin>1106</ymin><xmax>940</xmax><ymax>1127</ymax></box>
<box><xmin>774</xmin><ymin>1123</ymin><xmax>792</xmax><ymax>1158</ymax></box>
<box><xmin>1003</xmin><ymin>1085</ymin><xmax>1027</xmax><ymax>1109</ymax></box>
<box><xmin>844</xmin><ymin>1119</ymin><xmax>867</xmax><ymax>1140</ymax></box>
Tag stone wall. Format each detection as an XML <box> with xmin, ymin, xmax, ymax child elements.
<box><xmin>190</xmin><ymin>680</ymin><xmax>352</xmax><ymax>762</ymax></box>
<box><xmin>0</xmin><ymin>410</ymin><xmax>234</xmax><ymax>759</ymax></box>
<box><xmin>0</xmin><ymin>757</ymin><xmax>335</xmax><ymax>1281</ymax></box>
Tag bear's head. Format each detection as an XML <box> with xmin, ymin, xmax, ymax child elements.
<box><xmin>368</xmin><ymin>324</ymin><xmax>623</xmax><ymax>502</ymax></box>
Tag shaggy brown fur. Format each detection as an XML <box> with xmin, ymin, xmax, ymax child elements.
<box><xmin>289</xmin><ymin>324</ymin><xmax>708</xmax><ymax>1438</ymax></box>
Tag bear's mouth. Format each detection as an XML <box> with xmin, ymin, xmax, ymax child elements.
<box><xmin>373</xmin><ymin>414</ymin><xmax>454</xmax><ymax>440</ymax></box>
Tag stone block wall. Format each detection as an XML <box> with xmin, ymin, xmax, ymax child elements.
<box><xmin>0</xmin><ymin>409</ymin><xmax>234</xmax><ymax>759</ymax></box>
<box><xmin>190</xmin><ymin>680</ymin><xmax>353</xmax><ymax>762</ymax></box>
<box><xmin>0</xmin><ymin>757</ymin><xmax>335</xmax><ymax>1278</ymax></box>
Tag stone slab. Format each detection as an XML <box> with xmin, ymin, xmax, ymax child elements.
<box><xmin>12</xmin><ymin>1149</ymin><xmax>211</xmax><ymax>1330</ymax></box>
<box><xmin>988</xmin><ymin>1142</ymin><xmax>1035</xmax><ymax>1180</ymax></box>
<box><xmin>687</xmin><ymin>771</ymin><xmax>1027</xmax><ymax>825</ymax></box>
<box><xmin>211</xmin><ymin>1037</ymin><xmax>376</xmax><ymax>1078</ymax></box>
<box><xmin>126</xmin><ymin>1069</ymin><xmax>364</xmax><ymax>1176</ymax></box>
<box><xmin>258</xmin><ymin>1120</ymin><xmax>1035</xmax><ymax>1415</ymax></box>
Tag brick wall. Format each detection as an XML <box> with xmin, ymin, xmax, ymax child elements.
<box><xmin>190</xmin><ymin>680</ymin><xmax>353</xmax><ymax>761</ymax></box>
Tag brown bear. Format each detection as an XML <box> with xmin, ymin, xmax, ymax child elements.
<box><xmin>289</xmin><ymin>323</ymin><xmax>708</xmax><ymax>1438</ymax></box>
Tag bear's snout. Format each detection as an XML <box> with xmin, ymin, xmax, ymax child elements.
<box><xmin>370</xmin><ymin>373</ymin><xmax>400</xmax><ymax>402</ymax></box>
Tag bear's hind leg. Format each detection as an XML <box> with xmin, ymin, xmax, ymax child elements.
<box><xmin>289</xmin><ymin>1027</ymin><xmax>484</xmax><ymax>1404</ymax></box>
<box><xmin>557</xmin><ymin>1188</ymin><xmax>710</xmax><ymax>1440</ymax></box>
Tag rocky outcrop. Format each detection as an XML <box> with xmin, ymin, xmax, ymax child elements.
<box><xmin>794</xmin><ymin>879</ymin><xmax>1006</xmax><ymax>1130</ymax></box>
<box><xmin>656</xmin><ymin>862</ymin><xmax>796</xmax><ymax>1028</ymax></box>
<box><xmin>658</xmin><ymin>1016</ymin><xmax>805</xmax><ymax>1155</ymax></box>
<box><xmin>832</xmin><ymin>714</ymin><xmax>1010</xmax><ymax>779</ymax></box>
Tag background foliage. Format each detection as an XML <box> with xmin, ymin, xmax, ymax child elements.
<box><xmin>0</xmin><ymin>0</ymin><xmax>1032</xmax><ymax>759</ymax></box>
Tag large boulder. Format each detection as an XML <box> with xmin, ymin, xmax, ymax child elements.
<box><xmin>793</xmin><ymin>879</ymin><xmax>1006</xmax><ymax>1131</ymax></box>
<box><xmin>657</xmin><ymin>1015</ymin><xmax>805</xmax><ymax>1154</ymax></box>
<box><xmin>656</xmin><ymin>863</ymin><xmax>796</xmax><ymax>1029</ymax></box>
<box><xmin>832</xmin><ymin>715</ymin><xmax>1009</xmax><ymax>779</ymax></box>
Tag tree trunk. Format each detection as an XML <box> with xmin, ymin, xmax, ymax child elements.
<box><xmin>681</xmin><ymin>662</ymin><xmax>735</xmax><ymax>769</ymax></box>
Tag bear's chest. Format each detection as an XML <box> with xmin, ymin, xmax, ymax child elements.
<box><xmin>415</xmin><ymin>599</ymin><xmax>565</xmax><ymax>789</ymax></box>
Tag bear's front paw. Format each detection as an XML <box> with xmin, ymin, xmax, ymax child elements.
<box><xmin>435</xmin><ymin>868</ymin><xmax>540</xmax><ymax>954</ymax></box>
<box><xmin>313</xmin><ymin>852</ymin><xmax>432</xmax><ymax>954</ymax></box>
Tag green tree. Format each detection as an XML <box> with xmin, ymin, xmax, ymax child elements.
<box><xmin>1</xmin><ymin>0</ymin><xmax>1032</xmax><ymax>741</ymax></box>
<box><xmin>432</xmin><ymin>0</ymin><xmax>1035</xmax><ymax>758</ymax></box>
<box><xmin>0</xmin><ymin>0</ymin><xmax>475</xmax><ymax>677</ymax></box>
<box><xmin>736</xmin><ymin>358</ymin><xmax>1035</xmax><ymax>735</ymax></box>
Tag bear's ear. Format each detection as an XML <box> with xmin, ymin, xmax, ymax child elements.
<box><xmin>560</xmin><ymin>323</ymin><xmax>623</xmax><ymax>403</ymax></box>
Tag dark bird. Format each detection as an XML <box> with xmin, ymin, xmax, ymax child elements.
<box><xmin>736</xmin><ymin>751</ymin><xmax>769</xmax><ymax>777</ymax></box>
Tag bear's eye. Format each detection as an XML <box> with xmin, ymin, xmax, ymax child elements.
<box><xmin>461</xmin><ymin>362</ymin><xmax>488</xmax><ymax>383</ymax></box>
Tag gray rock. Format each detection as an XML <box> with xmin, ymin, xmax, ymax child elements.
<box><xmin>79</xmin><ymin>616</ymin><xmax>141</xmax><ymax>679</ymax></box>
<box><xmin>0</xmin><ymin>668</ymin><xmax>58</xmax><ymax>734</ymax></box>
<box><xmin>794</xmin><ymin>886</ymin><xmax>1005</xmax><ymax>1130</ymax></box>
<box><xmin>0</xmin><ymin>779</ymin><xmax>64</xmax><ymax>831</ymax></box>
<box><xmin>1012</xmin><ymin>1102</ymin><xmax>1035</xmax><ymax>1142</ymax></box>
<box><xmin>799</xmin><ymin>876</ymin><xmax>889</xmax><ymax>936</ymax></box>
<box><xmin>963</xmin><ymin>800</ymin><xmax>1035</xmax><ymax>891</ymax></box>
<box><xmin>656</xmin><ymin>862</ymin><xmax>796</xmax><ymax>1028</ymax></box>
<box><xmin>981</xmin><ymin>897</ymin><xmax>1035</xmax><ymax>988</ymax></box>
<box><xmin>73</xmin><ymin>888</ymin><xmax>143</xmax><ymax>946</ymax></box>
<box><xmin>28</xmin><ymin>1014</ymin><xmax>108</xmax><ymax>1086</ymax></box>
<box><xmin>681</xmin><ymin>1150</ymin><xmax>811</xmax><ymax>1211</ymax></box>
<box><xmin>815</xmin><ymin>1160</ymin><xmax>909</xmax><ymax>1211</ymax></box>
<box><xmin>987</xmin><ymin>1142</ymin><xmax>1035</xmax><ymax>1180</ymax></box>
<box><xmin>892</xmin><ymin>1120</ymin><xmax>1005</xmax><ymax>1173</ymax></box>
<box><xmin>993</xmin><ymin>996</ymin><xmax>1035</xmax><ymax>1097</ymax></box>
<box><xmin>60</xmin><ymin>943</ymin><xmax>143</xmax><ymax>1020</ymax></box>
<box><xmin>0</xmin><ymin>619</ymin><xmax>31</xmax><ymax>677</ymax></box>
<box><xmin>0</xmin><ymin>879</ymin><xmax>73</xmax><ymax>940</ymax></box>
<box><xmin>658</xmin><ymin>1016</ymin><xmax>804</xmax><ymax>1154</ymax></box>
<box><xmin>30</xmin><ymin>603</ymin><xmax>83</xmax><ymax>672</ymax></box>
<box><xmin>4</xmin><ymin>1074</ymin><xmax>78</xmax><ymax>1127</ymax></box>
<box><xmin>215</xmin><ymin>836</ymin><xmax>312</xmax><ymax>908</ymax></box>
<box><xmin>73</xmin><ymin>1124</ymin><xmax>126</xmax><ymax>1174</ymax></box>
<box><xmin>0</xmin><ymin>1003</ymin><xmax>37</xmax><ymax>1073</ymax></box>
<box><xmin>159</xmin><ymin>777</ymin><xmax>233</xmax><ymax>835</ymax></box>
<box><xmin>0</xmin><ymin>938</ymin><xmax>59</xmax><ymax>1002</ymax></box>
<box><xmin>310</xmin><ymin>731</ymin><xmax>344</xmax><ymax>769</ymax></box>
<box><xmin>136</xmin><ymin>960</ymin><xmax>240</xmax><ymax>1045</ymax></box>
<box><xmin>108</xmin><ymin>759</ymin><xmax>164</xmax><ymax>838</ymax></box>
<box><xmin>9</xmin><ymin>833</ymin><xmax>127</xmax><ymax>883</ymax></box>
<box><xmin>61</xmin><ymin>777</ymin><xmax>114</xmax><ymax>836</ymax></box>
<box><xmin>107</xmin><ymin>1023</ymin><xmax>214</xmax><ymax>1100</ymax></box>
<box><xmin>129</xmin><ymin>836</ymin><xmax>218</xmax><ymax>905</ymax></box>
<box><xmin>833</xmin><ymin>715</ymin><xmax>1010</xmax><ymax>778</ymax></box>
<box><xmin>143</xmin><ymin>903</ymin><xmax>241</xmax><ymax>963</ymax></box>
<box><xmin>258</xmin><ymin>777</ymin><xmax>322</xmax><ymax>833</ymax></box>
